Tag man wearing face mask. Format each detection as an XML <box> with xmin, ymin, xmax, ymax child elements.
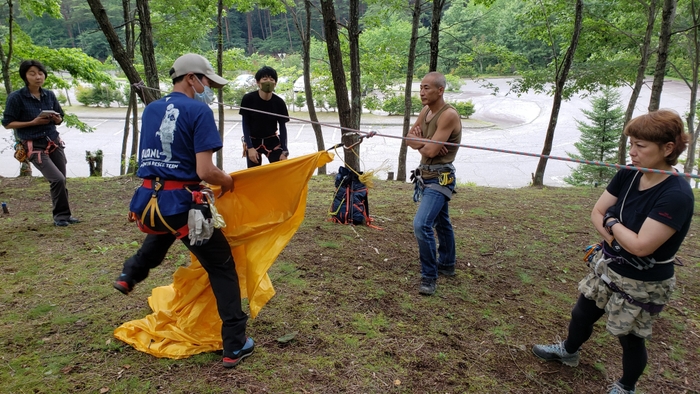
<box><xmin>113</xmin><ymin>53</ymin><xmax>254</xmax><ymax>369</ymax></box>
<box><xmin>239</xmin><ymin>66</ymin><xmax>290</xmax><ymax>168</ymax></box>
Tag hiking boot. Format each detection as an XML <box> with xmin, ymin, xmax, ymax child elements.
<box><xmin>437</xmin><ymin>265</ymin><xmax>455</xmax><ymax>276</ymax></box>
<box><xmin>532</xmin><ymin>340</ymin><xmax>580</xmax><ymax>367</ymax></box>
<box><xmin>222</xmin><ymin>337</ymin><xmax>255</xmax><ymax>368</ymax></box>
<box><xmin>419</xmin><ymin>278</ymin><xmax>436</xmax><ymax>296</ymax></box>
<box><xmin>54</xmin><ymin>217</ymin><xmax>80</xmax><ymax>226</ymax></box>
<box><xmin>608</xmin><ymin>381</ymin><xmax>635</xmax><ymax>394</ymax></box>
<box><xmin>54</xmin><ymin>219</ymin><xmax>70</xmax><ymax>227</ymax></box>
<box><xmin>113</xmin><ymin>274</ymin><xmax>134</xmax><ymax>295</ymax></box>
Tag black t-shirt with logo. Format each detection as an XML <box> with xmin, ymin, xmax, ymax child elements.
<box><xmin>605</xmin><ymin>169</ymin><xmax>694</xmax><ymax>281</ymax></box>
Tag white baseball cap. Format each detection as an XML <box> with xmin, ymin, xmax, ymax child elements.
<box><xmin>169</xmin><ymin>53</ymin><xmax>228</xmax><ymax>88</ymax></box>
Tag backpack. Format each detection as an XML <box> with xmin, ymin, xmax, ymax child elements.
<box><xmin>329</xmin><ymin>166</ymin><xmax>371</xmax><ymax>225</ymax></box>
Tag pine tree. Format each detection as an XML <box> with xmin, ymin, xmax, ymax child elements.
<box><xmin>565</xmin><ymin>87</ymin><xmax>624</xmax><ymax>186</ymax></box>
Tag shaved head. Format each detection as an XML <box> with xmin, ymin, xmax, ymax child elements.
<box><xmin>423</xmin><ymin>72</ymin><xmax>446</xmax><ymax>89</ymax></box>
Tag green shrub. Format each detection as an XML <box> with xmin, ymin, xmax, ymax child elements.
<box><xmin>294</xmin><ymin>93</ymin><xmax>305</xmax><ymax>109</ymax></box>
<box><xmin>75</xmin><ymin>84</ymin><xmax>124</xmax><ymax>107</ymax></box>
<box><xmin>382</xmin><ymin>94</ymin><xmax>422</xmax><ymax>115</ymax></box>
<box><xmin>326</xmin><ymin>94</ymin><xmax>337</xmax><ymax>112</ymax></box>
<box><xmin>57</xmin><ymin>91</ymin><xmax>68</xmax><ymax>105</ymax></box>
<box><xmin>75</xmin><ymin>85</ymin><xmax>97</xmax><ymax>106</ymax></box>
<box><xmin>445</xmin><ymin>74</ymin><xmax>463</xmax><ymax>91</ymax></box>
<box><xmin>223</xmin><ymin>86</ymin><xmax>251</xmax><ymax>107</ymax></box>
<box><xmin>450</xmin><ymin>100</ymin><xmax>475</xmax><ymax>119</ymax></box>
<box><xmin>364</xmin><ymin>94</ymin><xmax>381</xmax><ymax>113</ymax></box>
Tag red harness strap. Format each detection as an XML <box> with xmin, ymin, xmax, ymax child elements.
<box><xmin>142</xmin><ymin>179</ymin><xmax>200</xmax><ymax>190</ymax></box>
<box><xmin>24</xmin><ymin>139</ymin><xmax>59</xmax><ymax>164</ymax></box>
<box><xmin>128</xmin><ymin>178</ymin><xmax>201</xmax><ymax>239</ymax></box>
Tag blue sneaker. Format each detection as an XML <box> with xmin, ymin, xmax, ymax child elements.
<box><xmin>222</xmin><ymin>337</ymin><xmax>254</xmax><ymax>368</ymax></box>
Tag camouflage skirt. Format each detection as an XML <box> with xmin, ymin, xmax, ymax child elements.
<box><xmin>578</xmin><ymin>250</ymin><xmax>675</xmax><ymax>339</ymax></box>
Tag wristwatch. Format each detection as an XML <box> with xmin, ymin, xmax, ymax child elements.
<box><xmin>603</xmin><ymin>215</ymin><xmax>619</xmax><ymax>235</ymax></box>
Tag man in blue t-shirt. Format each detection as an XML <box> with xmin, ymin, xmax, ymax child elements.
<box><xmin>113</xmin><ymin>53</ymin><xmax>254</xmax><ymax>368</ymax></box>
<box><xmin>239</xmin><ymin>66</ymin><xmax>290</xmax><ymax>168</ymax></box>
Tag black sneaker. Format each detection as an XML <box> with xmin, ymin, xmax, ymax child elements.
<box><xmin>222</xmin><ymin>337</ymin><xmax>255</xmax><ymax>368</ymax></box>
<box><xmin>437</xmin><ymin>265</ymin><xmax>455</xmax><ymax>276</ymax></box>
<box><xmin>54</xmin><ymin>219</ymin><xmax>70</xmax><ymax>227</ymax></box>
<box><xmin>113</xmin><ymin>274</ymin><xmax>134</xmax><ymax>295</ymax></box>
<box><xmin>419</xmin><ymin>278</ymin><xmax>436</xmax><ymax>295</ymax></box>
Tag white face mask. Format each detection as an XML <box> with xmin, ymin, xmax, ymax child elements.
<box><xmin>193</xmin><ymin>77</ymin><xmax>215</xmax><ymax>105</ymax></box>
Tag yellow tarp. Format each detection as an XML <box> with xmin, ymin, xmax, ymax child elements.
<box><xmin>114</xmin><ymin>151</ymin><xmax>333</xmax><ymax>359</ymax></box>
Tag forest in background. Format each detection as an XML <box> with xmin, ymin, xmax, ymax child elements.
<box><xmin>2</xmin><ymin>0</ymin><xmax>700</xmax><ymax>184</ymax></box>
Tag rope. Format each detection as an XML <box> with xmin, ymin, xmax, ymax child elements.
<box><xmin>130</xmin><ymin>82</ymin><xmax>700</xmax><ymax>180</ymax></box>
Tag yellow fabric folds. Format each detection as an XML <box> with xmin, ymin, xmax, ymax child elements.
<box><xmin>114</xmin><ymin>151</ymin><xmax>333</xmax><ymax>359</ymax></box>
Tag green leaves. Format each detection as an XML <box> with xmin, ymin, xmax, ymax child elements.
<box><xmin>565</xmin><ymin>86</ymin><xmax>624</xmax><ymax>186</ymax></box>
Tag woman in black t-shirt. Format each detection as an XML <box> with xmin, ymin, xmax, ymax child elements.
<box><xmin>532</xmin><ymin>109</ymin><xmax>694</xmax><ymax>394</ymax></box>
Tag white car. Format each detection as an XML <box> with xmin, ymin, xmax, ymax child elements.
<box><xmin>293</xmin><ymin>76</ymin><xmax>306</xmax><ymax>92</ymax></box>
<box><xmin>232</xmin><ymin>74</ymin><xmax>256</xmax><ymax>89</ymax></box>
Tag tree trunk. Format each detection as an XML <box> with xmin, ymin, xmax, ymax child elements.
<box><xmin>348</xmin><ymin>0</ymin><xmax>361</xmax><ymax>131</ymax></box>
<box><xmin>247</xmin><ymin>12</ymin><xmax>254</xmax><ymax>54</ymax></box>
<box><xmin>120</xmin><ymin>0</ymin><xmax>134</xmax><ymax>176</ymax></box>
<box><xmin>136</xmin><ymin>0</ymin><xmax>160</xmax><ymax>99</ymax></box>
<box><xmin>121</xmin><ymin>89</ymin><xmax>134</xmax><ymax>175</ymax></box>
<box><xmin>303</xmin><ymin>0</ymin><xmax>326</xmax><ymax>174</ymax></box>
<box><xmin>648</xmin><ymin>0</ymin><xmax>677</xmax><ymax>111</ymax></box>
<box><xmin>217</xmin><ymin>0</ymin><xmax>225</xmax><ymax>169</ymax></box>
<box><xmin>258</xmin><ymin>7</ymin><xmax>266</xmax><ymax>39</ymax></box>
<box><xmin>532</xmin><ymin>0</ymin><xmax>583</xmax><ymax>187</ymax></box>
<box><xmin>320</xmin><ymin>0</ymin><xmax>358</xmax><ymax>172</ymax></box>
<box><xmin>1</xmin><ymin>0</ymin><xmax>15</xmax><ymax>96</ymax></box>
<box><xmin>0</xmin><ymin>0</ymin><xmax>31</xmax><ymax>177</ymax></box>
<box><xmin>127</xmin><ymin>92</ymin><xmax>140</xmax><ymax>174</ymax></box>
<box><xmin>684</xmin><ymin>0</ymin><xmax>700</xmax><ymax>177</ymax></box>
<box><xmin>60</xmin><ymin>2</ymin><xmax>76</xmax><ymax>48</ymax></box>
<box><xmin>398</xmin><ymin>0</ymin><xmax>424</xmax><ymax>182</ymax></box>
<box><xmin>267</xmin><ymin>9</ymin><xmax>273</xmax><ymax>39</ymax></box>
<box><xmin>429</xmin><ymin>0</ymin><xmax>447</xmax><ymax>72</ymax></box>
<box><xmin>618</xmin><ymin>0</ymin><xmax>658</xmax><ymax>165</ymax></box>
<box><xmin>87</xmin><ymin>0</ymin><xmax>159</xmax><ymax>104</ymax></box>
<box><xmin>283</xmin><ymin>0</ymin><xmax>327</xmax><ymax>174</ymax></box>
<box><xmin>225</xmin><ymin>11</ymin><xmax>230</xmax><ymax>43</ymax></box>
<box><xmin>284</xmin><ymin>12</ymin><xmax>294</xmax><ymax>52</ymax></box>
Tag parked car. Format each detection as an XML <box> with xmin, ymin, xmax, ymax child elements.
<box><xmin>293</xmin><ymin>76</ymin><xmax>331</xmax><ymax>93</ymax></box>
<box><xmin>232</xmin><ymin>74</ymin><xmax>256</xmax><ymax>89</ymax></box>
<box><xmin>293</xmin><ymin>76</ymin><xmax>306</xmax><ymax>92</ymax></box>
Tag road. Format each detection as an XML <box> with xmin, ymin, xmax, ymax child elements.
<box><xmin>1</xmin><ymin>78</ymin><xmax>695</xmax><ymax>187</ymax></box>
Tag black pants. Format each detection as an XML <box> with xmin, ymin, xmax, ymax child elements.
<box><xmin>122</xmin><ymin>212</ymin><xmax>248</xmax><ymax>356</ymax></box>
<box><xmin>565</xmin><ymin>294</ymin><xmax>647</xmax><ymax>388</ymax></box>
<box><xmin>246</xmin><ymin>135</ymin><xmax>284</xmax><ymax>168</ymax></box>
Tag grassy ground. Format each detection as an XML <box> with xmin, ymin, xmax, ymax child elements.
<box><xmin>0</xmin><ymin>175</ymin><xmax>699</xmax><ymax>394</ymax></box>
